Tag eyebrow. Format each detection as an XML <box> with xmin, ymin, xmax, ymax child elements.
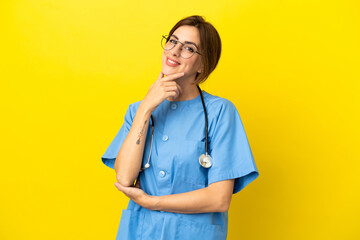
<box><xmin>171</xmin><ymin>35</ymin><xmax>200</xmax><ymax>50</ymax></box>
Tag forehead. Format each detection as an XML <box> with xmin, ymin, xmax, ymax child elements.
<box><xmin>172</xmin><ymin>25</ymin><xmax>200</xmax><ymax>45</ymax></box>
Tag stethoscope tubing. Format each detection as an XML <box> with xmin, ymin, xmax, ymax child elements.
<box><xmin>140</xmin><ymin>85</ymin><xmax>210</xmax><ymax>172</ymax></box>
<box><xmin>197</xmin><ymin>85</ymin><xmax>209</xmax><ymax>154</ymax></box>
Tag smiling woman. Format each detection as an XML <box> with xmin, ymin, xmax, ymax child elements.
<box><xmin>101</xmin><ymin>15</ymin><xmax>259</xmax><ymax>240</ymax></box>
<box><xmin>161</xmin><ymin>17</ymin><xmax>221</xmax><ymax>86</ymax></box>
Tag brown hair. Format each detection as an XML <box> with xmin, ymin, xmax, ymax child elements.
<box><xmin>167</xmin><ymin>15</ymin><xmax>222</xmax><ymax>85</ymax></box>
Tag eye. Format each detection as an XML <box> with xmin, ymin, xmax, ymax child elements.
<box><xmin>169</xmin><ymin>39</ymin><xmax>177</xmax><ymax>44</ymax></box>
<box><xmin>185</xmin><ymin>45</ymin><xmax>195</xmax><ymax>53</ymax></box>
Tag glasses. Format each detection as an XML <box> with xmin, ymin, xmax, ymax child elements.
<box><xmin>161</xmin><ymin>35</ymin><xmax>201</xmax><ymax>59</ymax></box>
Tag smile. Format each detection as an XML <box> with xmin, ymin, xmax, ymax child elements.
<box><xmin>166</xmin><ymin>57</ymin><xmax>180</xmax><ymax>66</ymax></box>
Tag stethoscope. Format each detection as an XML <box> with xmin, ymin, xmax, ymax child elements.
<box><xmin>139</xmin><ymin>85</ymin><xmax>213</xmax><ymax>172</ymax></box>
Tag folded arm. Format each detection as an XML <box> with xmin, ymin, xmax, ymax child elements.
<box><xmin>114</xmin><ymin>178</ymin><xmax>235</xmax><ymax>213</ymax></box>
<box><xmin>153</xmin><ymin>179</ymin><xmax>235</xmax><ymax>213</ymax></box>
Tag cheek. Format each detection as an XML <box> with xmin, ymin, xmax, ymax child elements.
<box><xmin>186</xmin><ymin>58</ymin><xmax>201</xmax><ymax>71</ymax></box>
<box><xmin>195</xmin><ymin>58</ymin><xmax>202</xmax><ymax>71</ymax></box>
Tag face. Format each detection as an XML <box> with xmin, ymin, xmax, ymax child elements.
<box><xmin>161</xmin><ymin>25</ymin><xmax>202</xmax><ymax>83</ymax></box>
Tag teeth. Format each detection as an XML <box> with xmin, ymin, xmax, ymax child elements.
<box><xmin>168</xmin><ymin>58</ymin><xmax>179</xmax><ymax>64</ymax></box>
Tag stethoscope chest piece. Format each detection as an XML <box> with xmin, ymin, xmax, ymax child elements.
<box><xmin>199</xmin><ymin>153</ymin><xmax>212</xmax><ymax>168</ymax></box>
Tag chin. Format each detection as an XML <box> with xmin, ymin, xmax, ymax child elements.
<box><xmin>161</xmin><ymin>66</ymin><xmax>178</xmax><ymax>76</ymax></box>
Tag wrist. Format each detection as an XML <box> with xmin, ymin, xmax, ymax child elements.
<box><xmin>139</xmin><ymin>101</ymin><xmax>153</xmax><ymax>117</ymax></box>
<box><xmin>148</xmin><ymin>195</ymin><xmax>161</xmax><ymax>211</ymax></box>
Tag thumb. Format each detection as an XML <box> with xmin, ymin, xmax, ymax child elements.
<box><xmin>114</xmin><ymin>182</ymin><xmax>124</xmax><ymax>190</ymax></box>
<box><xmin>114</xmin><ymin>182</ymin><xmax>131</xmax><ymax>195</ymax></box>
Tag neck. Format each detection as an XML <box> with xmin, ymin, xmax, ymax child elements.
<box><xmin>166</xmin><ymin>74</ymin><xmax>201</xmax><ymax>102</ymax></box>
<box><xmin>174</xmin><ymin>83</ymin><xmax>200</xmax><ymax>101</ymax></box>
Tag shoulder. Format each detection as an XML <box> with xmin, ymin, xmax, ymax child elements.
<box><xmin>202</xmin><ymin>91</ymin><xmax>238</xmax><ymax>118</ymax></box>
<box><xmin>203</xmin><ymin>92</ymin><xmax>246</xmax><ymax>145</ymax></box>
<box><xmin>124</xmin><ymin>100</ymin><xmax>143</xmax><ymax>119</ymax></box>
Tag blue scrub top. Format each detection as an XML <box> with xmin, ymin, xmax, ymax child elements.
<box><xmin>101</xmin><ymin>90</ymin><xmax>259</xmax><ymax>240</ymax></box>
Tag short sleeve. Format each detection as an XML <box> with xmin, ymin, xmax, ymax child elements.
<box><xmin>101</xmin><ymin>105</ymin><xmax>133</xmax><ymax>169</ymax></box>
<box><xmin>208</xmin><ymin>100</ymin><xmax>259</xmax><ymax>194</ymax></box>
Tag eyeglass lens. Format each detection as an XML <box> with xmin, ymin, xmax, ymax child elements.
<box><xmin>161</xmin><ymin>35</ymin><xmax>197</xmax><ymax>59</ymax></box>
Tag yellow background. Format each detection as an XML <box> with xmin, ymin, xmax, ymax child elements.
<box><xmin>1</xmin><ymin>0</ymin><xmax>359</xmax><ymax>239</ymax></box>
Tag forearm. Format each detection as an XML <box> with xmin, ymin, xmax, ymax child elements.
<box><xmin>115</xmin><ymin>102</ymin><xmax>152</xmax><ymax>187</ymax></box>
<box><xmin>151</xmin><ymin>186</ymin><xmax>229</xmax><ymax>214</ymax></box>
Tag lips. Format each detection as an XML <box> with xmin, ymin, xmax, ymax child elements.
<box><xmin>166</xmin><ymin>57</ymin><xmax>180</xmax><ymax>67</ymax></box>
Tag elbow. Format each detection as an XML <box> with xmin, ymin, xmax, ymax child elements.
<box><xmin>114</xmin><ymin>162</ymin><xmax>135</xmax><ymax>187</ymax></box>
<box><xmin>216</xmin><ymin>196</ymin><xmax>232</xmax><ymax>212</ymax></box>
<box><xmin>207</xmin><ymin>183</ymin><xmax>233</xmax><ymax>212</ymax></box>
<box><xmin>116</xmin><ymin>174</ymin><xmax>135</xmax><ymax>187</ymax></box>
<box><xmin>217</xmin><ymin>202</ymin><xmax>230</xmax><ymax>213</ymax></box>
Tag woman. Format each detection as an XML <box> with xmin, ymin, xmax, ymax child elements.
<box><xmin>101</xmin><ymin>15</ymin><xmax>259</xmax><ymax>240</ymax></box>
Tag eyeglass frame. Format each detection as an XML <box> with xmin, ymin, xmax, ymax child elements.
<box><xmin>161</xmin><ymin>35</ymin><xmax>202</xmax><ymax>59</ymax></box>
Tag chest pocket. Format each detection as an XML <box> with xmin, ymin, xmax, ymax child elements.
<box><xmin>171</xmin><ymin>139</ymin><xmax>209</xmax><ymax>194</ymax></box>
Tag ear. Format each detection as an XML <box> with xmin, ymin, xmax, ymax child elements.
<box><xmin>197</xmin><ymin>58</ymin><xmax>203</xmax><ymax>74</ymax></box>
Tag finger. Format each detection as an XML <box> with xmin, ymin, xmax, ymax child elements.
<box><xmin>114</xmin><ymin>182</ymin><xmax>131</xmax><ymax>193</ymax></box>
<box><xmin>162</xmin><ymin>81</ymin><xmax>182</xmax><ymax>95</ymax></box>
<box><xmin>165</xmin><ymin>91</ymin><xmax>179</xmax><ymax>100</ymax></box>
<box><xmin>164</xmin><ymin>86</ymin><xmax>181</xmax><ymax>97</ymax></box>
<box><xmin>114</xmin><ymin>182</ymin><xmax>124</xmax><ymax>191</ymax></box>
<box><xmin>162</xmin><ymin>81</ymin><xmax>178</xmax><ymax>88</ymax></box>
<box><xmin>161</xmin><ymin>72</ymin><xmax>184</xmax><ymax>82</ymax></box>
<box><xmin>115</xmin><ymin>183</ymin><xmax>132</xmax><ymax>196</ymax></box>
<box><xmin>166</xmin><ymin>96</ymin><xmax>174</xmax><ymax>102</ymax></box>
<box><xmin>176</xmin><ymin>83</ymin><xmax>183</xmax><ymax>94</ymax></box>
<box><xmin>157</xmin><ymin>72</ymin><xmax>164</xmax><ymax>80</ymax></box>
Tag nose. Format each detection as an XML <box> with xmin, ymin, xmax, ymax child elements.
<box><xmin>170</xmin><ymin>43</ymin><xmax>182</xmax><ymax>57</ymax></box>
